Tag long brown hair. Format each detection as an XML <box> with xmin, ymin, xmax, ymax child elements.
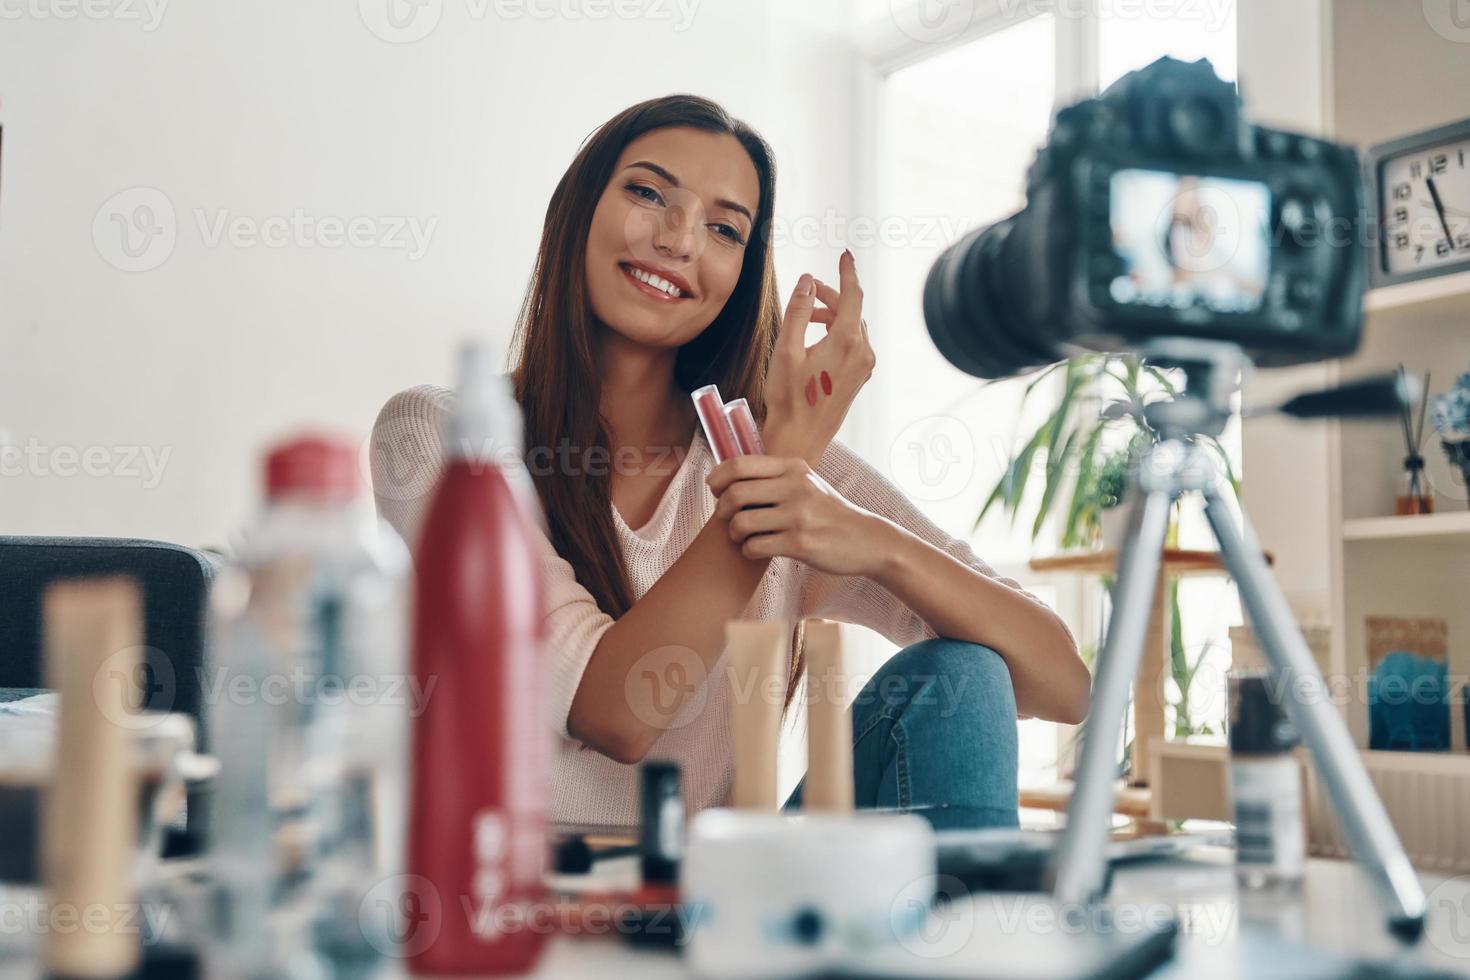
<box><xmin>507</xmin><ymin>94</ymin><xmax>781</xmax><ymax>621</ymax></box>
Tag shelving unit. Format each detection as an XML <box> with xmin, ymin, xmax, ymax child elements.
<box><xmin>1230</xmin><ymin>3</ymin><xmax>1470</xmax><ymax>768</ymax></box>
<box><xmin>1341</xmin><ymin>511</ymin><xmax>1470</xmax><ymax>543</ymax></box>
<box><xmin>1315</xmin><ymin>3</ymin><xmax>1470</xmax><ymax>758</ymax></box>
<box><xmin>1362</xmin><ymin>269</ymin><xmax>1470</xmax><ymax>317</ymax></box>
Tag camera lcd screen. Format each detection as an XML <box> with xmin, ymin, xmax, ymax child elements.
<box><xmin>1108</xmin><ymin>169</ymin><xmax>1271</xmax><ymax>315</ymax></box>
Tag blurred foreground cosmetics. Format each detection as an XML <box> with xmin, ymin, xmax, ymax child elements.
<box><xmin>1228</xmin><ymin>669</ymin><xmax>1305</xmax><ymax>891</ymax></box>
<box><xmin>43</xmin><ymin>578</ymin><xmax>143</xmax><ymax>980</ymax></box>
<box><xmin>406</xmin><ymin>344</ymin><xmax>551</xmax><ymax>975</ymax></box>
<box><xmin>206</xmin><ymin>436</ymin><xmax>410</xmax><ymax>978</ymax></box>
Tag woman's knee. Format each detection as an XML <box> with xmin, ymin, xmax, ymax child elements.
<box><xmin>876</xmin><ymin>637</ymin><xmax>1017</xmax><ymax>726</ymax></box>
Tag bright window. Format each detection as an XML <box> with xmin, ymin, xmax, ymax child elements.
<box><xmin>870</xmin><ymin>13</ymin><xmax>1066</xmax><ymax>784</ymax></box>
<box><xmin>863</xmin><ymin>6</ymin><xmax>1245</xmax><ymax>785</ymax></box>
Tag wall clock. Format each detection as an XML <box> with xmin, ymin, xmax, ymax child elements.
<box><xmin>1365</xmin><ymin>117</ymin><xmax>1470</xmax><ymax>288</ymax></box>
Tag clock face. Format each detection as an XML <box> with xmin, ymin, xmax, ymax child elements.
<box><xmin>1381</xmin><ymin>136</ymin><xmax>1470</xmax><ymax>275</ymax></box>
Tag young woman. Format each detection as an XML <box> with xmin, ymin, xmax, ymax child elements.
<box><xmin>371</xmin><ymin>94</ymin><xmax>1088</xmax><ymax>832</ymax></box>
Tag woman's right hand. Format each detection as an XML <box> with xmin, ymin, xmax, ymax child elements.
<box><xmin>762</xmin><ymin>249</ymin><xmax>876</xmax><ymax>465</ymax></box>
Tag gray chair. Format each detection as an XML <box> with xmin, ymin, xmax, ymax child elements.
<box><xmin>0</xmin><ymin>536</ymin><xmax>219</xmax><ymax>870</ymax></box>
<box><xmin>0</xmin><ymin>536</ymin><xmax>217</xmax><ymax>746</ymax></box>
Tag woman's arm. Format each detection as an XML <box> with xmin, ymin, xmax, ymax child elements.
<box><xmin>865</xmin><ymin>515</ymin><xmax>1090</xmax><ymax>725</ymax></box>
<box><xmin>565</xmin><ymin>504</ymin><xmax>774</xmax><ymax>764</ymax></box>
<box><xmin>710</xmin><ymin>450</ymin><xmax>1090</xmax><ymax>726</ymax></box>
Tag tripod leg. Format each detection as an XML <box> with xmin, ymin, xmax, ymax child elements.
<box><xmin>1201</xmin><ymin>482</ymin><xmax>1427</xmax><ymax>937</ymax></box>
<box><xmin>1049</xmin><ymin>483</ymin><xmax>1175</xmax><ymax>907</ymax></box>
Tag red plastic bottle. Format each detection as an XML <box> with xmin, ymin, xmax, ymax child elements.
<box><xmin>406</xmin><ymin>344</ymin><xmax>550</xmax><ymax>975</ymax></box>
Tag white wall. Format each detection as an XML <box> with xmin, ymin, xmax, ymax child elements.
<box><xmin>0</xmin><ymin>0</ymin><xmax>879</xmax><ymax>549</ymax></box>
<box><xmin>1235</xmin><ymin>0</ymin><xmax>1336</xmax><ymax>625</ymax></box>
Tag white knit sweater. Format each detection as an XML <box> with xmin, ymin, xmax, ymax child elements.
<box><xmin>370</xmin><ymin>384</ymin><xmax>1038</xmax><ymax>830</ymax></box>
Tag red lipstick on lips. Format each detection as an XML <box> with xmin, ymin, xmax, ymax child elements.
<box><xmin>620</xmin><ymin>261</ymin><xmax>693</xmax><ymax>301</ymax></box>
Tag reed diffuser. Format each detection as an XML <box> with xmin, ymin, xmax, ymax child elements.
<box><xmin>1396</xmin><ymin>365</ymin><xmax>1433</xmax><ymax>515</ymax></box>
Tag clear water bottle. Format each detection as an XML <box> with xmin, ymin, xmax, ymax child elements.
<box><xmin>207</xmin><ymin>435</ymin><xmax>410</xmax><ymax>978</ymax></box>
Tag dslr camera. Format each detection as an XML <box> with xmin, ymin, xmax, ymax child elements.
<box><xmin>924</xmin><ymin>57</ymin><xmax>1366</xmax><ymax>379</ymax></box>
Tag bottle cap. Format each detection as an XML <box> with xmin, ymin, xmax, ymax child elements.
<box><xmin>448</xmin><ymin>341</ymin><xmax>523</xmax><ymax>461</ymax></box>
<box><xmin>264</xmin><ymin>436</ymin><xmax>359</xmax><ymax>502</ymax></box>
<box><xmin>1228</xmin><ymin>670</ymin><xmax>1300</xmax><ymax>754</ymax></box>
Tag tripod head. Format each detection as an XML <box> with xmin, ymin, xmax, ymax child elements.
<box><xmin>1137</xmin><ymin>338</ymin><xmax>1416</xmax><ymax>443</ymax></box>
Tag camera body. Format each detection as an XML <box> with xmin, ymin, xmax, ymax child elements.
<box><xmin>925</xmin><ymin>57</ymin><xmax>1366</xmax><ymax>379</ymax></box>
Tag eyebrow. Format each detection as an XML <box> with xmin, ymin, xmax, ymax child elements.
<box><xmin>625</xmin><ymin>160</ymin><xmax>755</xmax><ymax>225</ymax></box>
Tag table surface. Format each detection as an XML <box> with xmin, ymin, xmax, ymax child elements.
<box><xmin>523</xmin><ymin>849</ymin><xmax>1470</xmax><ymax>979</ymax></box>
<box><xmin>3</xmin><ymin>850</ymin><xmax>1467</xmax><ymax>978</ymax></box>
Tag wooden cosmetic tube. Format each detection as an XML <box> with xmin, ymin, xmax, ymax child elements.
<box><xmin>802</xmin><ymin>619</ymin><xmax>853</xmax><ymax>813</ymax></box>
<box><xmin>42</xmin><ymin>576</ymin><xmax>143</xmax><ymax>979</ymax></box>
<box><xmin>724</xmin><ymin>620</ymin><xmax>788</xmax><ymax>810</ymax></box>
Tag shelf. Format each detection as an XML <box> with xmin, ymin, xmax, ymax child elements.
<box><xmin>1029</xmin><ymin>548</ymin><xmax>1273</xmax><ymax>576</ymax></box>
<box><xmin>1363</xmin><ymin>270</ymin><xmax>1470</xmax><ymax>318</ymax></box>
<box><xmin>1342</xmin><ymin>511</ymin><xmax>1470</xmax><ymax>542</ymax></box>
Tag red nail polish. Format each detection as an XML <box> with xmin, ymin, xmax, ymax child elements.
<box><xmin>820</xmin><ymin>371</ymin><xmax>832</xmax><ymax>396</ymax></box>
<box><xmin>805</xmin><ymin>376</ymin><xmax>818</xmax><ymax>406</ymax></box>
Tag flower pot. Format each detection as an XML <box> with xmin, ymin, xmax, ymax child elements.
<box><xmin>1099</xmin><ymin>505</ymin><xmax>1129</xmax><ymax>551</ymax></box>
<box><xmin>1442</xmin><ymin>440</ymin><xmax>1470</xmax><ymax>509</ymax></box>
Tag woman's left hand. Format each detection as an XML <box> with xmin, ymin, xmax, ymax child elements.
<box><xmin>706</xmin><ymin>454</ymin><xmax>891</xmax><ymax>576</ymax></box>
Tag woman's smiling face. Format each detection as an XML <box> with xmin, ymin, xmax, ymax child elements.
<box><xmin>584</xmin><ymin>126</ymin><xmax>760</xmax><ymax>350</ymax></box>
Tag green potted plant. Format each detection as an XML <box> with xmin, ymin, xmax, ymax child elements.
<box><xmin>975</xmin><ymin>352</ymin><xmax>1237</xmax><ymax>548</ymax></box>
<box><xmin>977</xmin><ymin>352</ymin><xmax>1240</xmax><ymax>745</ymax></box>
<box><xmin>1092</xmin><ymin>449</ymin><xmax>1130</xmax><ymax>550</ymax></box>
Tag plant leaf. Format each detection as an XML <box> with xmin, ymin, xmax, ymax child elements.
<box><xmin>1062</xmin><ymin>422</ymin><xmax>1106</xmax><ymax>547</ymax></box>
<box><xmin>1033</xmin><ymin>426</ymin><xmax>1081</xmax><ymax>539</ymax></box>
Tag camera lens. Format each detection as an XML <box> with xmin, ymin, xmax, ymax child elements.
<box><xmin>924</xmin><ymin>219</ymin><xmax>1064</xmax><ymax>379</ymax></box>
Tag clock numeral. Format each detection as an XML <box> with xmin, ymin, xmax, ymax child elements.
<box><xmin>1394</xmin><ymin>232</ymin><xmax>1411</xmax><ymax>249</ymax></box>
<box><xmin>1430</xmin><ymin>153</ymin><xmax>1448</xmax><ymax>175</ymax></box>
<box><xmin>1436</xmin><ymin>239</ymin><xmax>1452</xmax><ymax>258</ymax></box>
<box><xmin>1410</xmin><ymin>162</ymin><xmax>1422</xmax><ymax>179</ymax></box>
<box><xmin>1416</xmin><ymin>245</ymin><xmax>1426</xmax><ymax>263</ymax></box>
<box><xmin>1393</xmin><ymin>207</ymin><xmax>1409</xmax><ymax>224</ymax></box>
<box><xmin>1392</xmin><ymin>182</ymin><xmax>1412</xmax><ymax>201</ymax></box>
<box><xmin>1457</xmin><ymin>234</ymin><xmax>1470</xmax><ymax>252</ymax></box>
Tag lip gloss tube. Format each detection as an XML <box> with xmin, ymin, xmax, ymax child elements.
<box><xmin>722</xmin><ymin>398</ymin><xmax>765</xmax><ymax>455</ymax></box>
<box><xmin>692</xmin><ymin>384</ymin><xmax>741</xmax><ymax>464</ymax></box>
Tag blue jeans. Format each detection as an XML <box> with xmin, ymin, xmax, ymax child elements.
<box><xmin>781</xmin><ymin>637</ymin><xmax>1019</xmax><ymax>830</ymax></box>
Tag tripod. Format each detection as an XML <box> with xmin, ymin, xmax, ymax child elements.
<box><xmin>1046</xmin><ymin>338</ymin><xmax>1428</xmax><ymax>938</ymax></box>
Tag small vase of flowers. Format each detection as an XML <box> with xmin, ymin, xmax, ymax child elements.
<box><xmin>1431</xmin><ymin>371</ymin><xmax>1470</xmax><ymax>508</ymax></box>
